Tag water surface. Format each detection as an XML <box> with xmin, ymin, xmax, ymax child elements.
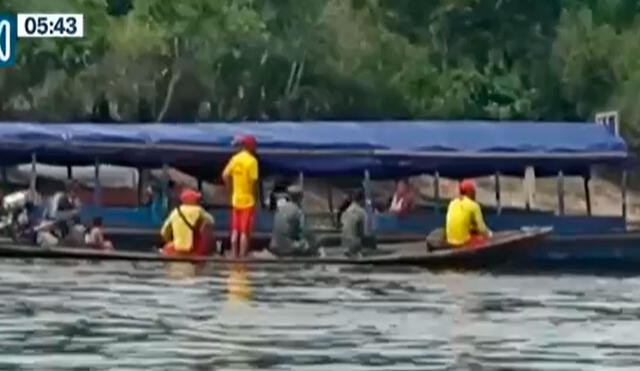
<box><xmin>0</xmin><ymin>260</ymin><xmax>638</xmax><ymax>370</ymax></box>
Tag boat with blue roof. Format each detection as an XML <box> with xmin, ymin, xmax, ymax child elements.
<box><xmin>0</xmin><ymin>117</ymin><xmax>636</xmax><ymax>270</ymax></box>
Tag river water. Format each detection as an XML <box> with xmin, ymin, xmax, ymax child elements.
<box><xmin>0</xmin><ymin>260</ymin><xmax>639</xmax><ymax>370</ymax></box>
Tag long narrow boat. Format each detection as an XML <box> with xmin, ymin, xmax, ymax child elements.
<box><xmin>0</xmin><ymin>227</ymin><xmax>552</xmax><ymax>268</ymax></box>
<box><xmin>0</xmin><ymin>119</ymin><xmax>634</xmax><ymax>269</ymax></box>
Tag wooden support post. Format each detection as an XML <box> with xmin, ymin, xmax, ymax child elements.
<box><xmin>557</xmin><ymin>170</ymin><xmax>565</xmax><ymax>216</ymax></box>
<box><xmin>93</xmin><ymin>159</ymin><xmax>101</xmax><ymax>206</ymax></box>
<box><xmin>584</xmin><ymin>176</ymin><xmax>592</xmax><ymax>216</ymax></box>
<box><xmin>524</xmin><ymin>166</ymin><xmax>536</xmax><ymax>211</ymax></box>
<box><xmin>622</xmin><ymin>170</ymin><xmax>628</xmax><ymax>223</ymax></box>
<box><xmin>495</xmin><ymin>172</ymin><xmax>502</xmax><ymax>215</ymax></box>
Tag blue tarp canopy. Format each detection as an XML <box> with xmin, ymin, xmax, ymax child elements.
<box><xmin>0</xmin><ymin>121</ymin><xmax>630</xmax><ymax>178</ymax></box>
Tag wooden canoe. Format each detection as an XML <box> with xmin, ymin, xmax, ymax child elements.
<box><xmin>0</xmin><ymin>226</ymin><xmax>552</xmax><ymax>268</ymax></box>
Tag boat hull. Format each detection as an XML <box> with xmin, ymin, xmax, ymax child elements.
<box><xmin>0</xmin><ymin>227</ymin><xmax>552</xmax><ymax>268</ymax></box>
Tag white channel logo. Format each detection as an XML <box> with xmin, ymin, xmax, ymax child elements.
<box><xmin>0</xmin><ymin>19</ymin><xmax>11</xmax><ymax>63</ymax></box>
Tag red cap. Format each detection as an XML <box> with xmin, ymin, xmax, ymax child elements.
<box><xmin>180</xmin><ymin>188</ymin><xmax>201</xmax><ymax>204</ymax></box>
<box><xmin>233</xmin><ymin>134</ymin><xmax>256</xmax><ymax>150</ymax></box>
<box><xmin>459</xmin><ymin>179</ymin><xmax>475</xmax><ymax>194</ymax></box>
<box><xmin>241</xmin><ymin>134</ymin><xmax>256</xmax><ymax>150</ymax></box>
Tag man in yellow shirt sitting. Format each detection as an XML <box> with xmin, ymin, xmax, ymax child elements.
<box><xmin>445</xmin><ymin>179</ymin><xmax>492</xmax><ymax>248</ymax></box>
<box><xmin>222</xmin><ymin>134</ymin><xmax>259</xmax><ymax>258</ymax></box>
<box><xmin>160</xmin><ymin>188</ymin><xmax>214</xmax><ymax>256</ymax></box>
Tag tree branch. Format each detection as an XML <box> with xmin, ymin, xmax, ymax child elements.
<box><xmin>156</xmin><ymin>38</ymin><xmax>182</xmax><ymax>123</ymax></box>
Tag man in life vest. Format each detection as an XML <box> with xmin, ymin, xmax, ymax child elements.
<box><xmin>445</xmin><ymin>179</ymin><xmax>492</xmax><ymax>248</ymax></box>
<box><xmin>222</xmin><ymin>134</ymin><xmax>259</xmax><ymax>258</ymax></box>
<box><xmin>160</xmin><ymin>188</ymin><xmax>214</xmax><ymax>256</ymax></box>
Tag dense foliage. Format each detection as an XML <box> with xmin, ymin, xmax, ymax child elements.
<box><xmin>1</xmin><ymin>0</ymin><xmax>639</xmax><ymax>144</ymax></box>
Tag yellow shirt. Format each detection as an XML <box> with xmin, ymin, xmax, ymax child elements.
<box><xmin>160</xmin><ymin>205</ymin><xmax>214</xmax><ymax>252</ymax></box>
<box><xmin>445</xmin><ymin>196</ymin><xmax>489</xmax><ymax>246</ymax></box>
<box><xmin>222</xmin><ymin>150</ymin><xmax>259</xmax><ymax>208</ymax></box>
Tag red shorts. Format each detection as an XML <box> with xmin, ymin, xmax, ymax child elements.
<box><xmin>231</xmin><ymin>207</ymin><xmax>254</xmax><ymax>234</ymax></box>
<box><xmin>466</xmin><ymin>234</ymin><xmax>489</xmax><ymax>248</ymax></box>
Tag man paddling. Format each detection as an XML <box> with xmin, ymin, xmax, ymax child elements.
<box><xmin>222</xmin><ymin>134</ymin><xmax>259</xmax><ymax>258</ymax></box>
<box><xmin>269</xmin><ymin>185</ymin><xmax>318</xmax><ymax>257</ymax></box>
<box><xmin>445</xmin><ymin>179</ymin><xmax>492</xmax><ymax>248</ymax></box>
<box><xmin>160</xmin><ymin>188</ymin><xmax>214</xmax><ymax>256</ymax></box>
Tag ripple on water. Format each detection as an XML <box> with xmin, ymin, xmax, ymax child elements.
<box><xmin>0</xmin><ymin>259</ymin><xmax>638</xmax><ymax>370</ymax></box>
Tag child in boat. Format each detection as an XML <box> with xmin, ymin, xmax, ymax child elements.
<box><xmin>445</xmin><ymin>179</ymin><xmax>492</xmax><ymax>248</ymax></box>
<box><xmin>160</xmin><ymin>188</ymin><xmax>214</xmax><ymax>256</ymax></box>
<box><xmin>85</xmin><ymin>217</ymin><xmax>114</xmax><ymax>250</ymax></box>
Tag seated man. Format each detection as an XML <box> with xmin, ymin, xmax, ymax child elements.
<box><xmin>340</xmin><ymin>189</ymin><xmax>376</xmax><ymax>257</ymax></box>
<box><xmin>388</xmin><ymin>179</ymin><xmax>415</xmax><ymax>217</ymax></box>
<box><xmin>269</xmin><ymin>185</ymin><xmax>317</xmax><ymax>257</ymax></box>
<box><xmin>43</xmin><ymin>180</ymin><xmax>82</xmax><ymax>222</ymax></box>
<box><xmin>160</xmin><ymin>188</ymin><xmax>214</xmax><ymax>256</ymax></box>
<box><xmin>66</xmin><ymin>216</ymin><xmax>88</xmax><ymax>247</ymax></box>
<box><xmin>445</xmin><ymin>179</ymin><xmax>492</xmax><ymax>248</ymax></box>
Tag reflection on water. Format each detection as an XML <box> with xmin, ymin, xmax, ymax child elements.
<box><xmin>0</xmin><ymin>260</ymin><xmax>639</xmax><ymax>370</ymax></box>
<box><xmin>226</xmin><ymin>264</ymin><xmax>252</xmax><ymax>303</ymax></box>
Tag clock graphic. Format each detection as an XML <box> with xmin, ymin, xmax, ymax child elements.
<box><xmin>17</xmin><ymin>14</ymin><xmax>84</xmax><ymax>38</ymax></box>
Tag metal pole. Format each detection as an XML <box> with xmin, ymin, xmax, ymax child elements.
<box><xmin>495</xmin><ymin>172</ymin><xmax>502</xmax><ymax>215</ymax></box>
<box><xmin>94</xmin><ymin>159</ymin><xmax>101</xmax><ymax>206</ymax></box>
<box><xmin>67</xmin><ymin>166</ymin><xmax>73</xmax><ymax>180</ymax></box>
<box><xmin>298</xmin><ymin>172</ymin><xmax>305</xmax><ymax>205</ymax></box>
<box><xmin>557</xmin><ymin>170</ymin><xmax>565</xmax><ymax>216</ymax></box>
<box><xmin>584</xmin><ymin>176</ymin><xmax>592</xmax><ymax>216</ymax></box>
<box><xmin>29</xmin><ymin>153</ymin><xmax>37</xmax><ymax>196</ymax></box>
<box><xmin>161</xmin><ymin>163</ymin><xmax>169</xmax><ymax>214</ymax></box>
<box><xmin>197</xmin><ymin>178</ymin><xmax>203</xmax><ymax>192</ymax></box>
<box><xmin>327</xmin><ymin>185</ymin><xmax>336</xmax><ymax>227</ymax></box>
<box><xmin>622</xmin><ymin>170</ymin><xmax>628</xmax><ymax>223</ymax></box>
<box><xmin>136</xmin><ymin>168</ymin><xmax>143</xmax><ymax>205</ymax></box>
<box><xmin>363</xmin><ymin>170</ymin><xmax>374</xmax><ymax>235</ymax></box>
<box><xmin>434</xmin><ymin>171</ymin><xmax>440</xmax><ymax>214</ymax></box>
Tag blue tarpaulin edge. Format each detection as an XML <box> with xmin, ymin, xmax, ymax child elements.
<box><xmin>0</xmin><ymin>121</ymin><xmax>630</xmax><ymax>178</ymax></box>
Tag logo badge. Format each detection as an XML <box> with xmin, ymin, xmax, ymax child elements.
<box><xmin>0</xmin><ymin>14</ymin><xmax>17</xmax><ymax>66</ymax></box>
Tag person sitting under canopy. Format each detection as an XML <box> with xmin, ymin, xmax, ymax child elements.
<box><xmin>388</xmin><ymin>179</ymin><xmax>415</xmax><ymax>217</ymax></box>
<box><xmin>269</xmin><ymin>185</ymin><xmax>318</xmax><ymax>257</ymax></box>
<box><xmin>160</xmin><ymin>188</ymin><xmax>214</xmax><ymax>256</ymax></box>
<box><xmin>445</xmin><ymin>179</ymin><xmax>492</xmax><ymax>248</ymax></box>
<box><xmin>341</xmin><ymin>189</ymin><xmax>376</xmax><ymax>257</ymax></box>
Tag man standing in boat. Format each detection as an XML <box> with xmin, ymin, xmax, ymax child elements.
<box><xmin>160</xmin><ymin>188</ymin><xmax>214</xmax><ymax>256</ymax></box>
<box><xmin>222</xmin><ymin>134</ymin><xmax>259</xmax><ymax>258</ymax></box>
<box><xmin>341</xmin><ymin>189</ymin><xmax>376</xmax><ymax>257</ymax></box>
<box><xmin>445</xmin><ymin>179</ymin><xmax>492</xmax><ymax>248</ymax></box>
<box><xmin>269</xmin><ymin>185</ymin><xmax>318</xmax><ymax>257</ymax></box>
